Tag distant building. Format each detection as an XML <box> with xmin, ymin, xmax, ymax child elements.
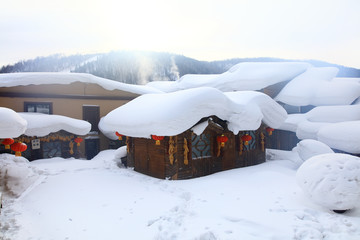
<box><xmin>0</xmin><ymin>72</ymin><xmax>159</xmax><ymax>160</ymax></box>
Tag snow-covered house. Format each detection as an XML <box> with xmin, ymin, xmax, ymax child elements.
<box><xmin>13</xmin><ymin>112</ymin><xmax>92</xmax><ymax>160</ymax></box>
<box><xmin>99</xmin><ymin>87</ymin><xmax>287</xmax><ymax>179</ymax></box>
<box><xmin>0</xmin><ymin>73</ymin><xmax>160</xmax><ymax>159</ymax></box>
<box><xmin>146</xmin><ymin>63</ymin><xmax>360</xmax><ymax>153</ymax></box>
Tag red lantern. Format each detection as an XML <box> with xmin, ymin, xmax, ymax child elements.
<box><xmin>217</xmin><ymin>134</ymin><xmax>228</xmax><ymax>147</ymax></box>
<box><xmin>266</xmin><ymin>127</ymin><xmax>274</xmax><ymax>136</ymax></box>
<box><xmin>74</xmin><ymin>137</ymin><xmax>83</xmax><ymax>146</ymax></box>
<box><xmin>11</xmin><ymin>142</ymin><xmax>27</xmax><ymax>157</ymax></box>
<box><xmin>241</xmin><ymin>134</ymin><xmax>252</xmax><ymax>146</ymax></box>
<box><xmin>115</xmin><ymin>131</ymin><xmax>123</xmax><ymax>140</ymax></box>
<box><xmin>151</xmin><ymin>135</ymin><xmax>164</xmax><ymax>145</ymax></box>
<box><xmin>2</xmin><ymin>138</ymin><xmax>14</xmax><ymax>149</ymax></box>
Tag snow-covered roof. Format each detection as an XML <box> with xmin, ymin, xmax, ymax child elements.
<box><xmin>99</xmin><ymin>87</ymin><xmax>287</xmax><ymax>139</ymax></box>
<box><xmin>147</xmin><ymin>62</ymin><xmax>360</xmax><ymax>107</ymax></box>
<box><xmin>280</xmin><ymin>105</ymin><xmax>360</xmax><ymax>154</ymax></box>
<box><xmin>146</xmin><ymin>62</ymin><xmax>311</xmax><ymax>92</ymax></box>
<box><xmin>0</xmin><ymin>72</ymin><xmax>162</xmax><ymax>95</ymax></box>
<box><xmin>275</xmin><ymin>68</ymin><xmax>360</xmax><ymax>106</ymax></box>
<box><xmin>18</xmin><ymin>112</ymin><xmax>91</xmax><ymax>137</ymax></box>
<box><xmin>0</xmin><ymin>107</ymin><xmax>27</xmax><ymax>138</ymax></box>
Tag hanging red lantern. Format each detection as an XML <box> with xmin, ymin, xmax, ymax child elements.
<box><xmin>151</xmin><ymin>135</ymin><xmax>164</xmax><ymax>145</ymax></box>
<box><xmin>266</xmin><ymin>127</ymin><xmax>274</xmax><ymax>136</ymax></box>
<box><xmin>74</xmin><ymin>137</ymin><xmax>83</xmax><ymax>146</ymax></box>
<box><xmin>115</xmin><ymin>131</ymin><xmax>123</xmax><ymax>140</ymax></box>
<box><xmin>11</xmin><ymin>142</ymin><xmax>27</xmax><ymax>157</ymax></box>
<box><xmin>1</xmin><ymin>138</ymin><xmax>14</xmax><ymax>149</ymax></box>
<box><xmin>241</xmin><ymin>134</ymin><xmax>252</xmax><ymax>146</ymax></box>
<box><xmin>217</xmin><ymin>134</ymin><xmax>228</xmax><ymax>147</ymax></box>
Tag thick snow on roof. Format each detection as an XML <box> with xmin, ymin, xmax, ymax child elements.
<box><xmin>146</xmin><ymin>62</ymin><xmax>311</xmax><ymax>92</ymax></box>
<box><xmin>280</xmin><ymin>105</ymin><xmax>360</xmax><ymax>153</ymax></box>
<box><xmin>18</xmin><ymin>113</ymin><xmax>91</xmax><ymax>137</ymax></box>
<box><xmin>0</xmin><ymin>107</ymin><xmax>27</xmax><ymax>138</ymax></box>
<box><xmin>275</xmin><ymin>68</ymin><xmax>360</xmax><ymax>106</ymax></box>
<box><xmin>99</xmin><ymin>87</ymin><xmax>287</xmax><ymax>139</ymax></box>
<box><xmin>0</xmin><ymin>72</ymin><xmax>162</xmax><ymax>95</ymax></box>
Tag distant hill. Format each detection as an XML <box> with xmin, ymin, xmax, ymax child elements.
<box><xmin>1</xmin><ymin>51</ymin><xmax>359</xmax><ymax>85</ymax></box>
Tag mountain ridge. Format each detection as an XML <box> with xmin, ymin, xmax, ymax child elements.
<box><xmin>1</xmin><ymin>51</ymin><xmax>359</xmax><ymax>85</ymax></box>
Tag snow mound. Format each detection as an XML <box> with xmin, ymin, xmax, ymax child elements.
<box><xmin>0</xmin><ymin>154</ymin><xmax>39</xmax><ymax>197</ymax></box>
<box><xmin>296</xmin><ymin>153</ymin><xmax>360</xmax><ymax>211</ymax></box>
<box><xmin>0</xmin><ymin>107</ymin><xmax>27</xmax><ymax>138</ymax></box>
<box><xmin>99</xmin><ymin>87</ymin><xmax>287</xmax><ymax>138</ymax></box>
<box><xmin>114</xmin><ymin>146</ymin><xmax>127</xmax><ymax>160</ymax></box>
<box><xmin>292</xmin><ymin>139</ymin><xmax>334</xmax><ymax>161</ymax></box>
<box><xmin>19</xmin><ymin>112</ymin><xmax>91</xmax><ymax>137</ymax></box>
<box><xmin>147</xmin><ymin>62</ymin><xmax>311</xmax><ymax>92</ymax></box>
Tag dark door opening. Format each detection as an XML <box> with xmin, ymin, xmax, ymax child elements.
<box><xmin>83</xmin><ymin>105</ymin><xmax>100</xmax><ymax>132</ymax></box>
<box><xmin>85</xmin><ymin>138</ymin><xmax>100</xmax><ymax>160</ymax></box>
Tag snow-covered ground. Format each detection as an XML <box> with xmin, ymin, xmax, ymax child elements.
<box><xmin>1</xmin><ymin>149</ymin><xmax>359</xmax><ymax>240</ymax></box>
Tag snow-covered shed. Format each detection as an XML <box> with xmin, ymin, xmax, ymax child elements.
<box><xmin>100</xmin><ymin>87</ymin><xmax>287</xmax><ymax>179</ymax></box>
<box><xmin>0</xmin><ymin>108</ymin><xmax>92</xmax><ymax>159</ymax></box>
<box><xmin>0</xmin><ymin>72</ymin><xmax>160</xmax><ymax>159</ymax></box>
<box><xmin>14</xmin><ymin>113</ymin><xmax>91</xmax><ymax>160</ymax></box>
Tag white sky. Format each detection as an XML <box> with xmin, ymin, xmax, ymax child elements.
<box><xmin>1</xmin><ymin>0</ymin><xmax>360</xmax><ymax>68</ymax></box>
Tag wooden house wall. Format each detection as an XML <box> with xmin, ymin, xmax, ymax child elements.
<box><xmin>126</xmin><ymin>125</ymin><xmax>267</xmax><ymax>180</ymax></box>
<box><xmin>0</xmin><ymin>131</ymin><xmax>82</xmax><ymax>160</ymax></box>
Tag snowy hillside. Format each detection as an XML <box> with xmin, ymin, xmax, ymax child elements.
<box><xmin>2</xmin><ymin>51</ymin><xmax>360</xmax><ymax>85</ymax></box>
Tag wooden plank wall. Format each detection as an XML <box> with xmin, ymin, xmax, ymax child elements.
<box><xmin>127</xmin><ymin>126</ymin><xmax>267</xmax><ymax>180</ymax></box>
<box><xmin>265</xmin><ymin>129</ymin><xmax>299</xmax><ymax>151</ymax></box>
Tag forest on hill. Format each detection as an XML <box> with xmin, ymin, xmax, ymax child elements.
<box><xmin>1</xmin><ymin>51</ymin><xmax>359</xmax><ymax>85</ymax></box>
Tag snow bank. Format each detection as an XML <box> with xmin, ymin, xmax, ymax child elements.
<box><xmin>296</xmin><ymin>153</ymin><xmax>360</xmax><ymax>211</ymax></box>
<box><xmin>0</xmin><ymin>154</ymin><xmax>39</xmax><ymax>197</ymax></box>
<box><xmin>147</xmin><ymin>62</ymin><xmax>311</xmax><ymax>92</ymax></box>
<box><xmin>19</xmin><ymin>112</ymin><xmax>91</xmax><ymax>137</ymax></box>
<box><xmin>276</xmin><ymin>68</ymin><xmax>360</xmax><ymax>106</ymax></box>
<box><xmin>292</xmin><ymin>139</ymin><xmax>334</xmax><ymax>161</ymax></box>
<box><xmin>0</xmin><ymin>72</ymin><xmax>162</xmax><ymax>95</ymax></box>
<box><xmin>0</xmin><ymin>107</ymin><xmax>27</xmax><ymax>138</ymax></box>
<box><xmin>99</xmin><ymin>87</ymin><xmax>287</xmax><ymax>138</ymax></box>
<box><xmin>114</xmin><ymin>146</ymin><xmax>127</xmax><ymax>160</ymax></box>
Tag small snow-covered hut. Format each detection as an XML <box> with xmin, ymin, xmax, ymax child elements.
<box><xmin>0</xmin><ymin>112</ymin><xmax>92</xmax><ymax>160</ymax></box>
<box><xmin>100</xmin><ymin>87</ymin><xmax>287</xmax><ymax>179</ymax></box>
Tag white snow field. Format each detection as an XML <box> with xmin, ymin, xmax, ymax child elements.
<box><xmin>1</xmin><ymin>149</ymin><xmax>360</xmax><ymax>240</ymax></box>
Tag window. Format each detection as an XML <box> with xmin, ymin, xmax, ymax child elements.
<box><xmin>191</xmin><ymin>133</ymin><xmax>211</xmax><ymax>159</ymax></box>
<box><xmin>24</xmin><ymin>102</ymin><xmax>52</xmax><ymax>114</ymax></box>
<box><xmin>42</xmin><ymin>141</ymin><xmax>62</xmax><ymax>158</ymax></box>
